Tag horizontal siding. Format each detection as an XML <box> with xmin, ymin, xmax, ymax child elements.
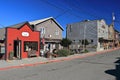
<box><xmin>35</xmin><ymin>20</ymin><xmax>62</xmax><ymax>40</ymax></box>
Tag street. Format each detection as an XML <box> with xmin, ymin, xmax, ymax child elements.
<box><xmin>0</xmin><ymin>49</ymin><xmax>120</xmax><ymax>80</ymax></box>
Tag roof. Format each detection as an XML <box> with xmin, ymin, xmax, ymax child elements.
<box><xmin>7</xmin><ymin>22</ymin><xmax>27</xmax><ymax>28</ymax></box>
<box><xmin>67</xmin><ymin>19</ymin><xmax>105</xmax><ymax>25</ymax></box>
<box><xmin>29</xmin><ymin>17</ymin><xmax>64</xmax><ymax>31</ymax></box>
<box><xmin>0</xmin><ymin>22</ymin><xmax>32</xmax><ymax>40</ymax></box>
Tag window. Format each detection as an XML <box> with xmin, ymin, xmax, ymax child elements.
<box><xmin>91</xmin><ymin>39</ymin><xmax>93</xmax><ymax>43</ymax></box>
<box><xmin>24</xmin><ymin>41</ymin><xmax>38</xmax><ymax>52</ymax></box>
<box><xmin>79</xmin><ymin>40</ymin><xmax>81</xmax><ymax>43</ymax></box>
<box><xmin>40</xmin><ymin>28</ymin><xmax>45</xmax><ymax>34</ymax></box>
<box><xmin>55</xmin><ymin>30</ymin><xmax>59</xmax><ymax>35</ymax></box>
<box><xmin>0</xmin><ymin>46</ymin><xmax>5</xmax><ymax>54</ymax></box>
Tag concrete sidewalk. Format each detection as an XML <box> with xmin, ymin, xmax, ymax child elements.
<box><xmin>0</xmin><ymin>48</ymin><xmax>119</xmax><ymax>71</ymax></box>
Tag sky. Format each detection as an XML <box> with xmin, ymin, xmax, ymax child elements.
<box><xmin>0</xmin><ymin>0</ymin><xmax>120</xmax><ymax>37</ymax></box>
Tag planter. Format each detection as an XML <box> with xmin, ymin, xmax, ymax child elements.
<box><xmin>9</xmin><ymin>51</ymin><xmax>14</xmax><ymax>60</ymax></box>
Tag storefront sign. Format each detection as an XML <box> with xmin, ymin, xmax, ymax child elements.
<box><xmin>22</xmin><ymin>32</ymin><xmax>29</xmax><ymax>37</ymax></box>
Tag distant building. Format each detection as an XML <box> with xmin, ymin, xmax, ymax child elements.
<box><xmin>67</xmin><ymin>19</ymin><xmax>108</xmax><ymax>51</ymax></box>
<box><xmin>108</xmin><ymin>24</ymin><xmax>115</xmax><ymax>40</ymax></box>
<box><xmin>114</xmin><ymin>30</ymin><xmax>120</xmax><ymax>47</ymax></box>
<box><xmin>29</xmin><ymin>17</ymin><xmax>64</xmax><ymax>53</ymax></box>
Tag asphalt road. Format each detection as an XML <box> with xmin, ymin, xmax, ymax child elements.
<box><xmin>0</xmin><ymin>49</ymin><xmax>120</xmax><ymax>80</ymax></box>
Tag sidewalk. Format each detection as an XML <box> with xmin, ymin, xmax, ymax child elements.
<box><xmin>0</xmin><ymin>48</ymin><xmax>119</xmax><ymax>71</ymax></box>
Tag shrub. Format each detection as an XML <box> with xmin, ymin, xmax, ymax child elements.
<box><xmin>9</xmin><ymin>51</ymin><xmax>14</xmax><ymax>60</ymax></box>
<box><xmin>56</xmin><ymin>49</ymin><xmax>74</xmax><ymax>57</ymax></box>
<box><xmin>84</xmin><ymin>49</ymin><xmax>89</xmax><ymax>53</ymax></box>
<box><xmin>81</xmin><ymin>49</ymin><xmax>89</xmax><ymax>53</ymax></box>
<box><xmin>60</xmin><ymin>38</ymin><xmax>72</xmax><ymax>48</ymax></box>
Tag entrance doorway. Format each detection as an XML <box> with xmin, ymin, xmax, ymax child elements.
<box><xmin>14</xmin><ymin>40</ymin><xmax>21</xmax><ymax>59</ymax></box>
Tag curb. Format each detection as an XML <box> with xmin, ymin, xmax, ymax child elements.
<box><xmin>0</xmin><ymin>48</ymin><xmax>119</xmax><ymax>71</ymax></box>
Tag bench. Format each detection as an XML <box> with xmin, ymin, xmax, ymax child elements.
<box><xmin>51</xmin><ymin>54</ymin><xmax>58</xmax><ymax>58</ymax></box>
<box><xmin>28</xmin><ymin>50</ymin><xmax>37</xmax><ymax>58</ymax></box>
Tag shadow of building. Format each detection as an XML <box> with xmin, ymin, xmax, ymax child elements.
<box><xmin>105</xmin><ymin>57</ymin><xmax>120</xmax><ymax>80</ymax></box>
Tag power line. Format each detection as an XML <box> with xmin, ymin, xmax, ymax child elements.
<box><xmin>64</xmin><ymin>0</ymin><xmax>101</xmax><ymax>19</ymax></box>
<box><xmin>0</xmin><ymin>24</ymin><xmax>5</xmax><ymax>28</ymax></box>
<box><xmin>54</xmin><ymin>10</ymin><xmax>69</xmax><ymax>19</ymax></box>
<box><xmin>40</xmin><ymin>0</ymin><xmax>83</xmax><ymax>19</ymax></box>
<box><xmin>41</xmin><ymin>0</ymin><xmax>120</xmax><ymax>32</ymax></box>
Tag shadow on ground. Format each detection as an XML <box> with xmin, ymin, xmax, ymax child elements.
<box><xmin>105</xmin><ymin>57</ymin><xmax>120</xmax><ymax>80</ymax></box>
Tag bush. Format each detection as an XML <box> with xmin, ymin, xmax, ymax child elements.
<box><xmin>56</xmin><ymin>49</ymin><xmax>74</xmax><ymax>57</ymax></box>
<box><xmin>81</xmin><ymin>49</ymin><xmax>89</xmax><ymax>53</ymax></box>
<box><xmin>84</xmin><ymin>49</ymin><xmax>89</xmax><ymax>53</ymax></box>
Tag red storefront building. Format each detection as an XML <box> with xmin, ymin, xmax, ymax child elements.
<box><xmin>0</xmin><ymin>22</ymin><xmax>40</xmax><ymax>60</ymax></box>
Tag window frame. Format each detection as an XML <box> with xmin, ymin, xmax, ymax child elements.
<box><xmin>24</xmin><ymin>41</ymin><xmax>38</xmax><ymax>52</ymax></box>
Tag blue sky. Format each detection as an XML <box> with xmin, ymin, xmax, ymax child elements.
<box><xmin>0</xmin><ymin>0</ymin><xmax>120</xmax><ymax>37</ymax></box>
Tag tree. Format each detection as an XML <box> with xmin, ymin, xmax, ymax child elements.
<box><xmin>60</xmin><ymin>38</ymin><xmax>72</xmax><ymax>48</ymax></box>
<box><xmin>81</xmin><ymin>39</ymin><xmax>89</xmax><ymax>48</ymax></box>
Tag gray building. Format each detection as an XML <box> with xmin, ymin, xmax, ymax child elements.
<box><xmin>29</xmin><ymin>17</ymin><xmax>64</xmax><ymax>53</ymax></box>
<box><xmin>67</xmin><ymin>19</ymin><xmax>108</xmax><ymax>51</ymax></box>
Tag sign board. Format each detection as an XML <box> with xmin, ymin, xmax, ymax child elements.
<box><xmin>22</xmin><ymin>32</ymin><xmax>29</xmax><ymax>37</ymax></box>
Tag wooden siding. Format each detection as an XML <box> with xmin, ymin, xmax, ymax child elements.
<box><xmin>34</xmin><ymin>19</ymin><xmax>62</xmax><ymax>40</ymax></box>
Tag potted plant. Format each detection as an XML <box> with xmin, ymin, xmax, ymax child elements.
<box><xmin>9</xmin><ymin>51</ymin><xmax>14</xmax><ymax>60</ymax></box>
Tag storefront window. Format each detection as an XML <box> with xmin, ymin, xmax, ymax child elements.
<box><xmin>24</xmin><ymin>41</ymin><xmax>38</xmax><ymax>52</ymax></box>
<box><xmin>0</xmin><ymin>46</ymin><xmax>5</xmax><ymax>54</ymax></box>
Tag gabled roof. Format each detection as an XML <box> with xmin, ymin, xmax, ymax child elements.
<box><xmin>29</xmin><ymin>17</ymin><xmax>64</xmax><ymax>31</ymax></box>
<box><xmin>7</xmin><ymin>22</ymin><xmax>28</xmax><ymax>29</ymax></box>
<box><xmin>0</xmin><ymin>22</ymin><xmax>33</xmax><ymax>40</ymax></box>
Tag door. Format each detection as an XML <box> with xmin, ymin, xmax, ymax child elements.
<box><xmin>14</xmin><ymin>40</ymin><xmax>21</xmax><ymax>59</ymax></box>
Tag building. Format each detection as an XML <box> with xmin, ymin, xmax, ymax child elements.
<box><xmin>0</xmin><ymin>22</ymin><xmax>40</xmax><ymax>60</ymax></box>
<box><xmin>114</xmin><ymin>30</ymin><xmax>120</xmax><ymax>47</ymax></box>
<box><xmin>29</xmin><ymin>17</ymin><xmax>64</xmax><ymax>53</ymax></box>
<box><xmin>108</xmin><ymin>24</ymin><xmax>115</xmax><ymax>48</ymax></box>
<box><xmin>67</xmin><ymin>19</ymin><xmax>108</xmax><ymax>51</ymax></box>
<box><xmin>108</xmin><ymin>24</ymin><xmax>115</xmax><ymax>40</ymax></box>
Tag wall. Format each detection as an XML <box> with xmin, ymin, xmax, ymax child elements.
<box><xmin>6</xmin><ymin>24</ymin><xmax>40</xmax><ymax>59</ymax></box>
<box><xmin>67</xmin><ymin>20</ymin><xmax>98</xmax><ymax>45</ymax></box>
<box><xmin>97</xmin><ymin>20</ymin><xmax>108</xmax><ymax>39</ymax></box>
<box><xmin>34</xmin><ymin>19</ymin><xmax>62</xmax><ymax>39</ymax></box>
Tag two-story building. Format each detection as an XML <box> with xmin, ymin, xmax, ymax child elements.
<box><xmin>29</xmin><ymin>17</ymin><xmax>64</xmax><ymax>53</ymax></box>
<box><xmin>67</xmin><ymin>19</ymin><xmax>108</xmax><ymax>51</ymax></box>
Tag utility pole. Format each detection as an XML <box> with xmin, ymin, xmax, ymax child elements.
<box><xmin>112</xmin><ymin>12</ymin><xmax>115</xmax><ymax>48</ymax></box>
<box><xmin>83</xmin><ymin>22</ymin><xmax>87</xmax><ymax>51</ymax></box>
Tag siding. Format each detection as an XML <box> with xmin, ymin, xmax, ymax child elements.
<box><xmin>34</xmin><ymin>19</ymin><xmax>62</xmax><ymax>40</ymax></box>
<box><xmin>0</xmin><ymin>28</ymin><xmax>5</xmax><ymax>40</ymax></box>
<box><xmin>97</xmin><ymin>20</ymin><xmax>108</xmax><ymax>39</ymax></box>
<box><xmin>67</xmin><ymin>20</ymin><xmax>98</xmax><ymax>45</ymax></box>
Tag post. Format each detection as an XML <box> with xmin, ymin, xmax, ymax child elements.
<box><xmin>83</xmin><ymin>22</ymin><xmax>87</xmax><ymax>51</ymax></box>
<box><xmin>112</xmin><ymin>12</ymin><xmax>115</xmax><ymax>48</ymax></box>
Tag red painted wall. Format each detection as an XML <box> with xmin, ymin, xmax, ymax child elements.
<box><xmin>6</xmin><ymin>24</ymin><xmax>40</xmax><ymax>59</ymax></box>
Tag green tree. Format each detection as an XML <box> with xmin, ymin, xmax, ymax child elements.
<box><xmin>60</xmin><ymin>38</ymin><xmax>72</xmax><ymax>48</ymax></box>
<box><xmin>81</xmin><ymin>39</ymin><xmax>89</xmax><ymax>48</ymax></box>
